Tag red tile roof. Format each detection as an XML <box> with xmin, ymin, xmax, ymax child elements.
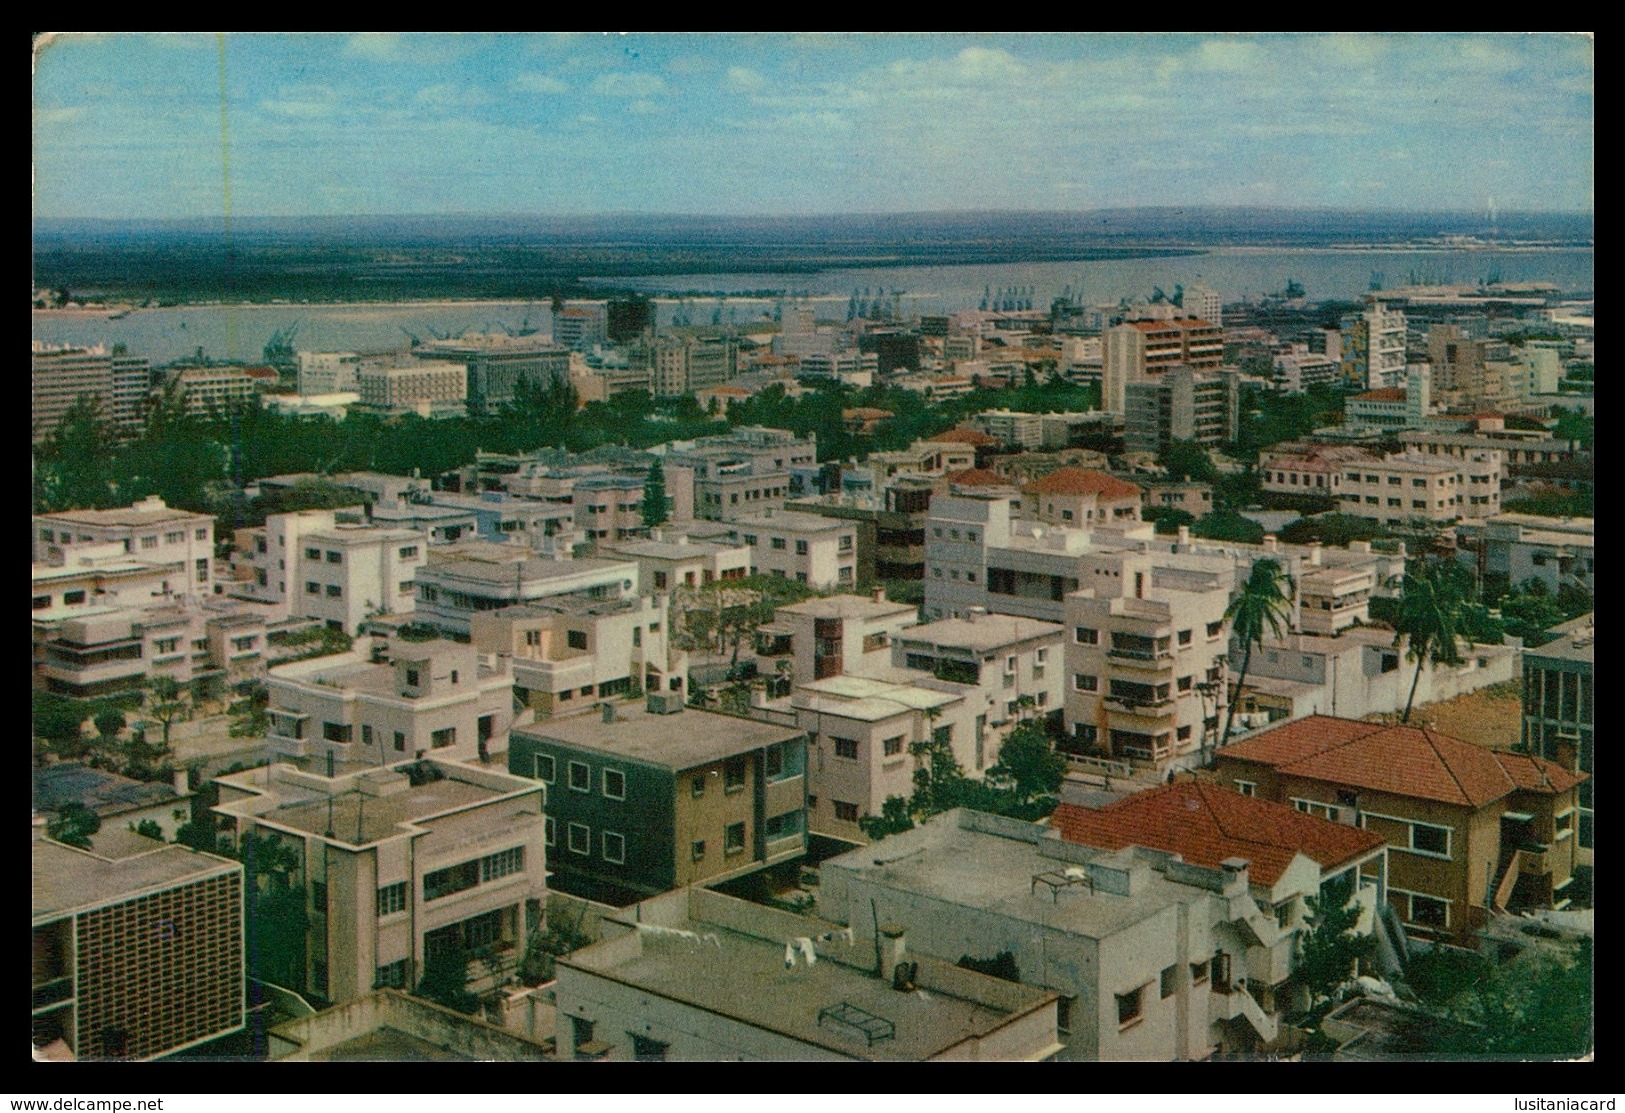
<box><xmin>843</xmin><ymin>407</ymin><xmax>894</xmax><ymax>420</ymax></box>
<box><xmin>1218</xmin><ymin>715</ymin><xmax>1586</xmax><ymax>808</ymax></box>
<box><xmin>1352</xmin><ymin>388</ymin><xmax>1407</xmax><ymax>402</ymax></box>
<box><xmin>943</xmin><ymin>467</ymin><xmax>1008</xmax><ymax>487</ymax></box>
<box><xmin>926</xmin><ymin>428</ymin><xmax>997</xmax><ymax>445</ymax></box>
<box><xmin>1053</xmin><ymin>781</ymin><xmax>1385</xmax><ymax>887</ymax></box>
<box><xmin>1022</xmin><ymin>468</ymin><xmax>1142</xmax><ymax>499</ymax></box>
<box><xmin>1492</xmin><ymin>750</ymin><xmax>1588</xmax><ymax>794</ymax></box>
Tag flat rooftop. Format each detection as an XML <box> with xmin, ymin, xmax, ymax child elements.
<box><xmin>423</xmin><ymin>556</ymin><xmax>632</xmax><ymax>586</ymax></box>
<box><xmin>792</xmin><ymin>674</ymin><xmax>961</xmax><ymax>722</ymax></box>
<box><xmin>228</xmin><ymin>768</ymin><xmax>523</xmax><ymax>846</ymax></box>
<box><xmin>33</xmin><ymin>763</ymin><xmax>183</xmax><ymax>817</ymax></box>
<box><xmin>33</xmin><ymin>837</ymin><xmax>239</xmax><ymax>924</ymax></box>
<box><xmin>823</xmin><ymin>810</ymin><xmax>1209</xmax><ymax>943</ymax></box>
<box><xmin>519</xmin><ymin>702</ymin><xmax>802</xmax><ymax>769</ymax></box>
<box><xmin>566</xmin><ymin>903</ymin><xmax>1052</xmax><ymax>1061</ymax></box>
<box><xmin>601</xmin><ymin>538</ymin><xmax>743</xmax><ymax>561</ymax></box>
<box><xmin>899</xmin><ymin>614</ymin><xmax>1063</xmax><ymax>652</ymax></box>
<box><xmin>777</xmin><ymin>595</ymin><xmax>917</xmax><ymax>620</ymax></box>
<box><xmin>37</xmin><ymin>502</ymin><xmax>209</xmax><ymax>528</ymax></box>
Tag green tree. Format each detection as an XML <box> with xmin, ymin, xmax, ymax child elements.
<box><xmin>34</xmin><ymin>395</ymin><xmax>119</xmax><ymax>512</ymax></box>
<box><xmin>1424</xmin><ymin>938</ymin><xmax>1592</xmax><ymax>1059</ymax></box>
<box><xmin>34</xmin><ymin>695</ymin><xmax>89</xmax><ymax>753</ymax></box>
<box><xmin>1392</xmin><ymin>559</ymin><xmax>1472</xmax><ymax>723</ymax></box>
<box><xmin>235</xmin><ymin>830</ymin><xmax>309</xmax><ymax>990</ymax></box>
<box><xmin>47</xmin><ymin>802</ymin><xmax>101</xmax><ymax>849</ymax></box>
<box><xmin>1157</xmin><ymin>439</ymin><xmax>1217</xmax><ymax>483</ymax></box>
<box><xmin>986</xmin><ymin>720</ymin><xmax>1065</xmax><ymax>808</ymax></box>
<box><xmin>1278</xmin><ymin>514</ymin><xmax>1395</xmax><ymax>547</ymax></box>
<box><xmin>1193</xmin><ymin>509</ymin><xmax>1265</xmax><ymax>545</ymax></box>
<box><xmin>1295</xmin><ymin>873</ymin><xmax>1377</xmax><ymax>1009</ymax></box>
<box><xmin>416</xmin><ymin>941</ymin><xmax>479</xmax><ymax>1014</ymax></box>
<box><xmin>1218</xmin><ymin>558</ymin><xmax>1295</xmax><ymax>754</ymax></box>
<box><xmin>93</xmin><ymin>708</ymin><xmax>126</xmax><ymax>746</ymax></box>
<box><xmin>146</xmin><ymin>676</ymin><xmax>188</xmax><ymax>749</ymax></box>
<box><xmin>858</xmin><ymin>795</ymin><xmax>916</xmax><ymax>841</ymax></box>
<box><xmin>129</xmin><ymin>818</ymin><xmax>165</xmax><ymax>840</ymax></box>
<box><xmin>641</xmin><ymin>459</ymin><xmax>670</xmax><ymax>528</ymax></box>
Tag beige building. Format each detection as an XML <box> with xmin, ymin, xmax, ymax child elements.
<box><xmin>31</xmin><ymin>341</ymin><xmax>151</xmax><ymax>441</ymax></box>
<box><xmin>1023</xmin><ymin>468</ymin><xmax>1142</xmax><ymax>527</ymax></box>
<box><xmin>213</xmin><ymin>758</ymin><xmax>546</xmax><ymax>1005</ymax></box>
<box><xmin>263</xmin><ymin>637</ymin><xmax>515</xmax><ymax>767</ymax></box>
<box><xmin>288</xmin><ymin>522</ymin><xmax>428</xmax><ymax>634</ymax></box>
<box><xmin>598</xmin><ymin>533</ymin><xmax>751</xmax><ymax>592</ymax></box>
<box><xmin>471</xmin><ymin>593</ymin><xmax>672</xmax><ymax>717</ymax></box>
<box><xmin>35</xmin><ymin>497</ymin><xmax>216</xmax><ymax>600</ymax></box>
<box><xmin>414</xmin><ymin>547</ymin><xmax>639</xmax><ymax>637</ymax></box>
<box><xmin>1102</xmin><ymin>311</ymin><xmax>1224</xmax><ymax>414</ymax></box>
<box><xmin>32</xmin><ymin>541</ymin><xmax>188</xmax><ymax>617</ymax></box>
<box><xmin>168</xmin><ymin>367</ymin><xmax>261</xmax><ymax>416</ymax></box>
<box><xmin>710</xmin><ymin>509</ymin><xmax>858</xmax><ymax>591</ymax></box>
<box><xmin>355</xmin><ymin>360</ymin><xmax>467</xmax><ymax>417</ymax></box>
<box><xmin>34</xmin><ymin>596</ymin><xmax>267</xmax><ymax>698</ymax></box>
<box><xmin>554</xmin><ymin>886</ymin><xmax>1062</xmax><ymax>1062</ymax></box>
<box><xmin>1336</xmin><ymin>450</ymin><xmax>1502</xmax><ymax>527</ymax></box>
<box><xmin>1063</xmin><ymin>548</ymin><xmax>1234</xmax><ymax>769</ymax></box>
<box><xmin>769</xmin><ymin>593</ymin><xmax>920</xmax><ymax>686</ymax></box>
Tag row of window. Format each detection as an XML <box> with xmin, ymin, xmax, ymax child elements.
<box><xmin>546</xmin><ymin>817</ymin><xmax>628</xmax><ymax>863</ymax></box>
<box><xmin>534</xmin><ymin>754</ymin><xmax>628</xmax><ymax>800</ymax></box>
<box><xmin>422</xmin><ymin>846</ymin><xmax>527</xmax><ymax>901</ymax></box>
<box><xmin>40</xmin><ymin>526</ymin><xmax>209</xmax><ymax>546</ymax></box>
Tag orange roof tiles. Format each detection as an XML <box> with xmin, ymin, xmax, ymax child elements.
<box><xmin>1492</xmin><ymin>750</ymin><xmax>1588</xmax><ymax>794</ymax></box>
<box><xmin>1053</xmin><ymin>781</ymin><xmax>1385</xmax><ymax>887</ymax></box>
<box><xmin>1219</xmin><ymin>715</ymin><xmax>1586</xmax><ymax>808</ymax></box>
<box><xmin>943</xmin><ymin>468</ymin><xmax>1008</xmax><ymax>487</ymax></box>
<box><xmin>1352</xmin><ymin>388</ymin><xmax>1407</xmax><ymax>402</ymax></box>
<box><xmin>1021</xmin><ymin>468</ymin><xmax>1142</xmax><ymax>499</ymax></box>
<box><xmin>926</xmin><ymin>428</ymin><xmax>997</xmax><ymax>445</ymax></box>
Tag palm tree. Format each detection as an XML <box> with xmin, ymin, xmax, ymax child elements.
<box><xmin>1216</xmin><ymin>558</ymin><xmax>1295</xmax><ymax>755</ymax></box>
<box><xmin>1393</xmin><ymin>558</ymin><xmax>1472</xmax><ymax>723</ymax></box>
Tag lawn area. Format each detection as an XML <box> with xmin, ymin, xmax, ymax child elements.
<box><xmin>1364</xmin><ymin>680</ymin><xmax>1523</xmax><ymax>749</ymax></box>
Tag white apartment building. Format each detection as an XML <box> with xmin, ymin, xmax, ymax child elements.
<box><xmin>1342</xmin><ymin>296</ymin><xmax>1408</xmax><ymax>390</ymax></box>
<box><xmin>290</xmin><ymin>523</ymin><xmax>428</xmax><ymax>634</ymax></box>
<box><xmin>1344</xmin><ymin>367</ymin><xmax>1433</xmax><ymax>432</ymax></box>
<box><xmin>296</xmin><ymin>351</ymin><xmax>362</xmax><ymax>396</ymax></box>
<box><xmin>598</xmin><ymin>534</ymin><xmax>751</xmax><ymax>593</ymax></box>
<box><xmin>1022</xmin><ymin>469</ymin><xmax>1142</xmax><ymax>527</ymax></box>
<box><xmin>35</xmin><ymin>497</ymin><xmax>216</xmax><ymax>599</ymax></box>
<box><xmin>572</xmin><ymin>474</ymin><xmax>648</xmax><ymax>543</ymax></box>
<box><xmin>415</xmin><ymin>550</ymin><xmax>639</xmax><ymax>637</ymax></box>
<box><xmin>263</xmin><ymin>637</ymin><xmax>516</xmax><ymax>767</ymax></box>
<box><xmin>892</xmin><ymin>610</ymin><xmax>1067</xmax><ymax>759</ymax></box>
<box><xmin>1477</xmin><ymin>514</ymin><xmax>1594</xmax><ymax>595</ymax></box>
<box><xmin>233</xmin><ymin>506</ymin><xmax>365</xmax><ymax>613</ymax></box>
<box><xmin>32</xmin><ymin>541</ymin><xmax>186</xmax><ymax>616</ymax></box>
<box><xmin>1336</xmin><ymin>450</ymin><xmax>1502</xmax><ymax>527</ymax></box>
<box><xmin>714</xmin><ymin>510</ymin><xmax>857</xmax><ymax>591</ymax></box>
<box><xmin>1063</xmin><ymin>550</ymin><xmax>1234</xmax><ymax>769</ymax></box>
<box><xmin>471</xmin><ymin>593</ymin><xmax>672</xmax><ymax>717</ymax></box>
<box><xmin>355</xmin><ymin>360</ymin><xmax>467</xmax><ymax>417</ymax></box>
<box><xmin>34</xmin><ymin>597</ymin><xmax>268</xmax><ymax>699</ymax></box>
<box><xmin>32</xmin><ymin>341</ymin><xmax>152</xmax><ymax>441</ymax></box>
<box><xmin>212</xmin><ymin>757</ymin><xmax>546</xmax><ymax>1005</ymax></box>
<box><xmin>821</xmin><ymin>807</ymin><xmax>1380</xmax><ymax>1060</ymax></box>
<box><xmin>770</xmin><ymin>593</ymin><xmax>921</xmax><ymax>686</ymax></box>
<box><xmin>169</xmin><ymin>367</ymin><xmax>261</xmax><ymax>416</ymax></box>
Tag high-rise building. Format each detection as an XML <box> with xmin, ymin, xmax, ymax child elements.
<box><xmin>551</xmin><ymin>301</ymin><xmax>609</xmax><ymax>353</ymax></box>
<box><xmin>1124</xmin><ymin>367</ymin><xmax>1240</xmax><ymax>454</ymax></box>
<box><xmin>1101</xmin><ymin>309</ymin><xmax>1223</xmax><ymax>414</ymax></box>
<box><xmin>1340</xmin><ymin>296</ymin><xmax>1407</xmax><ymax>390</ymax></box>
<box><xmin>411</xmin><ymin>334</ymin><xmax>570</xmax><ymax>414</ymax></box>
<box><xmin>32</xmin><ymin>341</ymin><xmax>151</xmax><ymax>441</ymax></box>
<box><xmin>1520</xmin><ymin>614</ymin><xmax>1593</xmax><ymax>866</ymax></box>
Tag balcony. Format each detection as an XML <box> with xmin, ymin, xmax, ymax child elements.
<box><xmin>1518</xmin><ymin>845</ymin><xmax>1553</xmax><ymax>876</ymax></box>
<box><xmin>1103</xmin><ymin>696</ymin><xmax>1174</xmax><ymax>717</ymax></box>
<box><xmin>1105</xmin><ymin>649</ymin><xmax>1175</xmax><ymax>671</ymax></box>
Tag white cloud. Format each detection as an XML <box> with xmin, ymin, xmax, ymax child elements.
<box><xmin>953</xmin><ymin>46</ymin><xmax>1026</xmax><ymax>82</ymax></box>
<box><xmin>34</xmin><ymin>106</ymin><xmax>85</xmax><ymax>125</ymax></box>
<box><xmin>415</xmin><ymin>83</ymin><xmax>493</xmax><ymax>108</ymax></box>
<box><xmin>511</xmin><ymin>72</ymin><xmax>569</xmax><ymax>95</ymax></box>
<box><xmin>591</xmin><ymin>72</ymin><xmax>668</xmax><ymax>98</ymax></box>
<box><xmin>726</xmin><ymin>66</ymin><xmax>766</xmax><ymax>92</ymax></box>
<box><xmin>626</xmin><ymin>99</ymin><xmax>664</xmax><ymax>115</ymax></box>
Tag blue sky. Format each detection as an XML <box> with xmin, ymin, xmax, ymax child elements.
<box><xmin>32</xmin><ymin>32</ymin><xmax>1593</xmax><ymax>220</ymax></box>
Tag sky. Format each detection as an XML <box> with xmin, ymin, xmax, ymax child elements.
<box><xmin>32</xmin><ymin>32</ymin><xmax>1594</xmax><ymax>220</ymax></box>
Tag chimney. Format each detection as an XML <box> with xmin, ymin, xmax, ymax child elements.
<box><xmin>967</xmin><ymin>606</ymin><xmax>986</xmax><ymax>623</ymax></box>
<box><xmin>601</xmin><ymin>702</ymin><xmax>616</xmax><ymax>724</ymax></box>
<box><xmin>880</xmin><ymin>923</ymin><xmax>907</xmax><ymax>973</ymax></box>
<box><xmin>1308</xmin><ymin>542</ymin><xmax>1323</xmax><ymax>566</ymax></box>
<box><xmin>1177</xmin><ymin>525</ymin><xmax>1191</xmax><ymax>548</ymax></box>
<box><xmin>873</xmin><ymin>587</ymin><xmax>886</xmax><ymax>604</ymax></box>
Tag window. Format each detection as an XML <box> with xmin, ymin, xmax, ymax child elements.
<box><xmin>423</xmin><ymin>861</ymin><xmax>479</xmax><ymax>901</ymax></box>
<box><xmin>1116</xmin><ymin>986</ymin><xmax>1145</xmax><ymax>1028</ymax></box>
<box><xmin>795</xmin><ymin>539</ymin><xmax>809</xmax><ymax>555</ymax></box>
<box><xmin>399</xmin><ymin>545</ymin><xmax>419</xmax><ymax>560</ymax></box>
<box><xmin>305</xmin><ymin>547</ymin><xmax>321</xmax><ymax>560</ymax></box>
<box><xmin>1189</xmin><ymin>960</ymin><xmax>1209</xmax><ymax>985</ymax></box>
<box><xmin>1409</xmin><ymin>822</ymin><xmax>1451</xmax><ymax>858</ymax></box>
<box><xmin>32</xmin><ymin>595</ymin><xmax>49</xmax><ymax>610</ymax></box>
<box><xmin>1073</xmin><ymin>673</ymin><xmax>1098</xmax><ymax>692</ymax></box>
<box><xmin>376</xmin><ymin>960</ymin><xmax>409</xmax><ymax>990</ymax></box>
<box><xmin>765</xmin><ymin>743</ymin><xmax>785</xmax><ymax>779</ymax></box>
<box><xmin>393</xmin><ymin>731</ymin><xmax>406</xmax><ymax>753</ymax></box>
<box><xmin>196</xmin><ymin>558</ymin><xmax>209</xmax><ymax>583</ymax></box>
<box><xmin>631</xmin><ymin>1034</ymin><xmax>668</xmax><ymax>1062</ymax></box>
<box><xmin>155</xmin><ymin>637</ymin><xmax>180</xmax><ymax>655</ymax></box>
<box><xmin>1207</xmin><ymin>621</ymin><xmax>1223</xmax><ymax>638</ymax></box>
<box><xmin>567</xmin><ymin>823</ymin><xmax>590</xmax><ymax>855</ymax></box>
<box><xmin>1176</xmin><ymin>725</ymin><xmax>1192</xmax><ymax>742</ymax></box>
<box><xmin>602</xmin><ymin>832</ymin><xmax>625</xmax><ymax>864</ymax></box>
<box><xmin>483</xmin><ymin>847</ymin><xmax>524</xmax><ymax>881</ymax></box>
<box><xmin>1177</xmin><ymin>675</ymin><xmax>1193</xmax><ymax>692</ymax></box>
<box><xmin>567</xmin><ymin>630</ymin><xmax>588</xmax><ymax>650</ymax></box>
<box><xmin>883</xmin><ymin>735</ymin><xmax>904</xmax><ymax>757</ymax></box>
<box><xmin>764</xmin><ymin>811</ymin><xmax>802</xmax><ymax>840</ymax></box>
<box><xmin>691</xmin><ymin>774</ymin><xmax>706</xmax><ymax>798</ymax></box>
<box><xmin>1234</xmin><ymin>781</ymin><xmax>1256</xmax><ymax>797</ymax></box>
<box><xmin>724</xmin><ymin>821</ymin><xmax>747</xmax><ymax>855</ymax></box>
<box><xmin>724</xmin><ymin>755</ymin><xmax>747</xmax><ymax>791</ymax></box>
<box><xmin>1177</xmin><ymin>629</ymin><xmax>1192</xmax><ymax>646</ymax></box>
<box><xmin>377</xmin><ymin>882</ymin><xmax>408</xmax><ymax>917</ymax></box>
<box><xmin>310</xmin><ymin>881</ymin><xmax>327</xmax><ymax>912</ymax></box>
<box><xmin>771</xmin><ymin>537</ymin><xmax>787</xmax><ymax>551</ymax></box>
<box><xmin>326</xmin><ymin>551</ymin><xmax>342</xmax><ymax>564</ymax></box>
<box><xmin>141</xmin><ymin>535</ymin><xmax>158</xmax><ymax>549</ymax></box>
<box><xmin>568</xmin><ymin>761</ymin><xmax>591</xmax><ymax>792</ymax></box>
<box><xmin>361</xmin><ymin>724</ymin><xmax>374</xmax><ymax>748</ymax></box>
<box><xmin>306</xmin><ymin>581</ymin><xmax>320</xmax><ymax>595</ymax></box>
<box><xmin>326</xmin><ymin>584</ymin><xmax>342</xmax><ymax>598</ymax></box>
<box><xmin>691</xmin><ymin>839</ymin><xmax>706</xmax><ymax>861</ymax></box>
<box><xmin>833</xmin><ymin>738</ymin><xmax>860</xmax><ymax>760</ymax></box>
<box><xmin>545</xmin><ymin>817</ymin><xmax>556</xmax><ymax>846</ymax></box>
<box><xmin>1075</xmin><ymin>626</ymin><xmax>1099</xmax><ymax>645</ymax></box>
<box><xmin>602</xmin><ymin>768</ymin><xmax>626</xmax><ymax>800</ymax></box>
<box><xmin>196</xmin><ymin>527</ymin><xmax>208</xmax><ymax>541</ymax></box>
<box><xmin>164</xmin><ymin>530</ymin><xmax>183</xmax><ymax>545</ymax></box>
<box><xmin>1161</xmin><ymin>965</ymin><xmax>1179</xmax><ymax>999</ymax></box>
<box><xmin>398</xmin><ymin>580</ymin><xmax>414</xmax><ymax>595</ymax></box>
<box><xmin>834</xmin><ymin>800</ymin><xmax>859</xmax><ymax>823</ymax></box>
<box><xmin>431</xmin><ymin>727</ymin><xmax>456</xmax><ymax>750</ymax></box>
<box><xmin>322</xmin><ymin>721</ymin><xmax>352</xmax><ymax>745</ymax></box>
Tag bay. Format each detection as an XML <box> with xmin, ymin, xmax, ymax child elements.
<box><xmin>32</xmin><ymin>247</ymin><xmax>1593</xmax><ymax>366</ymax></box>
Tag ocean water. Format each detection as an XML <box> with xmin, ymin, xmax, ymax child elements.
<box><xmin>32</xmin><ymin>247</ymin><xmax>1593</xmax><ymax>366</ymax></box>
